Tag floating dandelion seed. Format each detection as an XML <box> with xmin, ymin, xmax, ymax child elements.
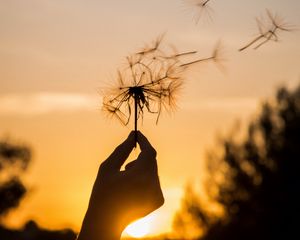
<box><xmin>183</xmin><ymin>0</ymin><xmax>214</xmax><ymax>24</ymax></box>
<box><xmin>102</xmin><ymin>35</ymin><xmax>221</xmax><ymax>144</ymax></box>
<box><xmin>239</xmin><ymin>9</ymin><xmax>293</xmax><ymax>51</ymax></box>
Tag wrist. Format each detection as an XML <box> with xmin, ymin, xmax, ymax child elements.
<box><xmin>77</xmin><ymin>208</ymin><xmax>122</xmax><ymax>240</ymax></box>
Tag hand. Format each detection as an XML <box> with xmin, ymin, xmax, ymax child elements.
<box><xmin>78</xmin><ymin>131</ymin><xmax>164</xmax><ymax>240</ymax></box>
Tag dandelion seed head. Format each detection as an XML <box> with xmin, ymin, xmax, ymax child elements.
<box><xmin>240</xmin><ymin>9</ymin><xmax>293</xmax><ymax>51</ymax></box>
<box><xmin>102</xmin><ymin>35</ymin><xmax>220</xmax><ymax>128</ymax></box>
<box><xmin>182</xmin><ymin>0</ymin><xmax>213</xmax><ymax>24</ymax></box>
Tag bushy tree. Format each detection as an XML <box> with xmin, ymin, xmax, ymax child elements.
<box><xmin>174</xmin><ymin>84</ymin><xmax>300</xmax><ymax>239</ymax></box>
<box><xmin>0</xmin><ymin>139</ymin><xmax>31</xmax><ymax>218</ymax></box>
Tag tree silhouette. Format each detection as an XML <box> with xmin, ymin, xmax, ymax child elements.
<box><xmin>0</xmin><ymin>139</ymin><xmax>31</xmax><ymax>218</ymax></box>
<box><xmin>173</xmin><ymin>84</ymin><xmax>300</xmax><ymax>239</ymax></box>
<box><xmin>0</xmin><ymin>220</ymin><xmax>77</xmax><ymax>240</ymax></box>
<box><xmin>0</xmin><ymin>140</ymin><xmax>77</xmax><ymax>239</ymax></box>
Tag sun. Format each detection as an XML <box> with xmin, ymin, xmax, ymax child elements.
<box><xmin>124</xmin><ymin>216</ymin><xmax>153</xmax><ymax>238</ymax></box>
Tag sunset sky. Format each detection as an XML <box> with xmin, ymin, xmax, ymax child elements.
<box><xmin>1</xmin><ymin>0</ymin><xmax>300</xmax><ymax>237</ymax></box>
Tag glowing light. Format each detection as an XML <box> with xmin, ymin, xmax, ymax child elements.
<box><xmin>124</xmin><ymin>216</ymin><xmax>152</xmax><ymax>238</ymax></box>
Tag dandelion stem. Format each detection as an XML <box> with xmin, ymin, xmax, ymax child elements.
<box><xmin>134</xmin><ymin>93</ymin><xmax>138</xmax><ymax>147</ymax></box>
<box><xmin>239</xmin><ymin>35</ymin><xmax>265</xmax><ymax>51</ymax></box>
<box><xmin>180</xmin><ymin>56</ymin><xmax>214</xmax><ymax>67</ymax></box>
<box><xmin>202</xmin><ymin>0</ymin><xmax>211</xmax><ymax>6</ymax></box>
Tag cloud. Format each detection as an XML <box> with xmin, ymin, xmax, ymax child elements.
<box><xmin>0</xmin><ymin>92</ymin><xmax>258</xmax><ymax>117</ymax></box>
<box><xmin>0</xmin><ymin>93</ymin><xmax>99</xmax><ymax>115</ymax></box>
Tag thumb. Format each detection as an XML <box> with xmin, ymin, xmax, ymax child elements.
<box><xmin>125</xmin><ymin>160</ymin><xmax>138</xmax><ymax>170</ymax></box>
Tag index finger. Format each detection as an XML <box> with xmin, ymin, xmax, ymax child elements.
<box><xmin>137</xmin><ymin>131</ymin><xmax>157</xmax><ymax>158</ymax></box>
<box><xmin>102</xmin><ymin>131</ymin><xmax>135</xmax><ymax>171</ymax></box>
<box><xmin>124</xmin><ymin>132</ymin><xmax>158</xmax><ymax>175</ymax></box>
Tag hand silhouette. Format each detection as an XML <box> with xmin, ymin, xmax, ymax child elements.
<box><xmin>78</xmin><ymin>131</ymin><xmax>164</xmax><ymax>240</ymax></box>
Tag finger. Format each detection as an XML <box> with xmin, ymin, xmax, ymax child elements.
<box><xmin>103</xmin><ymin>131</ymin><xmax>135</xmax><ymax>171</ymax></box>
<box><xmin>137</xmin><ymin>131</ymin><xmax>156</xmax><ymax>158</ymax></box>
<box><xmin>125</xmin><ymin>160</ymin><xmax>138</xmax><ymax>170</ymax></box>
<box><xmin>135</xmin><ymin>131</ymin><xmax>157</xmax><ymax>170</ymax></box>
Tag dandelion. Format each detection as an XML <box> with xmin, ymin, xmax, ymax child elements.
<box><xmin>182</xmin><ymin>0</ymin><xmax>214</xmax><ymax>24</ymax></box>
<box><xmin>102</xmin><ymin>35</ymin><xmax>221</xmax><ymax>144</ymax></box>
<box><xmin>239</xmin><ymin>9</ymin><xmax>293</xmax><ymax>51</ymax></box>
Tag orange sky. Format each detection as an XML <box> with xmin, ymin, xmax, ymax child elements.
<box><xmin>1</xmin><ymin>0</ymin><xmax>300</xmax><ymax>237</ymax></box>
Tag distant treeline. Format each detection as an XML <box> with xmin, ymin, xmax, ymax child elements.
<box><xmin>0</xmin><ymin>220</ymin><xmax>76</xmax><ymax>240</ymax></box>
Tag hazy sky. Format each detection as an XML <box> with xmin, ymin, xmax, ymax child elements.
<box><xmin>1</xmin><ymin>0</ymin><xmax>300</xmax><ymax>237</ymax></box>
